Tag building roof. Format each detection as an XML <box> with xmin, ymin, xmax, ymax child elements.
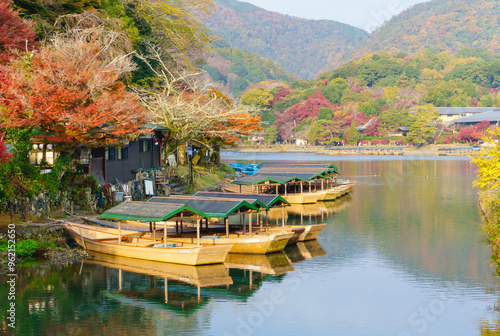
<box><xmin>452</xmin><ymin>111</ymin><xmax>500</xmax><ymax>124</ymax></box>
<box><xmin>436</xmin><ymin>107</ymin><xmax>500</xmax><ymax>115</ymax></box>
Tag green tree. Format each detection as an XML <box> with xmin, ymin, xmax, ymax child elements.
<box><xmin>317</xmin><ymin>107</ymin><xmax>334</xmax><ymax>120</ymax></box>
<box><xmin>230</xmin><ymin>76</ymin><xmax>249</xmax><ymax>97</ymax></box>
<box><xmin>406</xmin><ymin>105</ymin><xmax>439</xmax><ymax>145</ymax></box>
<box><xmin>344</xmin><ymin>123</ymin><xmax>362</xmax><ymax>144</ymax></box>
<box><xmin>264</xmin><ymin>126</ymin><xmax>278</xmax><ymax>144</ymax></box>
<box><xmin>308</xmin><ymin>119</ymin><xmax>344</xmax><ymax>144</ymax></box>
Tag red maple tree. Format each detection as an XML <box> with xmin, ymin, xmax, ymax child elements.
<box><xmin>0</xmin><ymin>132</ymin><xmax>12</xmax><ymax>163</ymax></box>
<box><xmin>0</xmin><ymin>38</ymin><xmax>147</xmax><ymax>148</ymax></box>
<box><xmin>0</xmin><ymin>0</ymin><xmax>36</xmax><ymax>63</ymax></box>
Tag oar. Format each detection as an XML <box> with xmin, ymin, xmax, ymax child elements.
<box><xmin>78</xmin><ymin>226</ymin><xmax>87</xmax><ymax>251</ymax></box>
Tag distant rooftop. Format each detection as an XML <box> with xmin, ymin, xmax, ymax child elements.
<box><xmin>452</xmin><ymin>111</ymin><xmax>500</xmax><ymax>124</ymax></box>
<box><xmin>436</xmin><ymin>107</ymin><xmax>500</xmax><ymax>115</ymax></box>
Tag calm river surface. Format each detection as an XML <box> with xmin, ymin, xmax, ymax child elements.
<box><xmin>2</xmin><ymin>153</ymin><xmax>500</xmax><ymax>336</ymax></box>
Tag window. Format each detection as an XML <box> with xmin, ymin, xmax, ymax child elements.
<box><xmin>140</xmin><ymin>139</ymin><xmax>153</xmax><ymax>152</ymax></box>
<box><xmin>117</xmin><ymin>147</ymin><xmax>128</xmax><ymax>160</ymax></box>
<box><xmin>107</xmin><ymin>147</ymin><xmax>116</xmax><ymax>160</ymax></box>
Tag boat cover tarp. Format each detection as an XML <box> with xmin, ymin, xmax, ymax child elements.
<box><xmin>100</xmin><ymin>201</ymin><xmax>205</xmax><ymax>222</ymax></box>
<box><xmin>193</xmin><ymin>192</ymin><xmax>290</xmax><ymax>209</ymax></box>
<box><xmin>231</xmin><ymin>173</ymin><xmax>329</xmax><ymax>185</ymax></box>
<box><xmin>147</xmin><ymin>196</ymin><xmax>260</xmax><ymax>217</ymax></box>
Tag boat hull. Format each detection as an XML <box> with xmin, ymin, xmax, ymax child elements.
<box><xmin>63</xmin><ymin>223</ymin><xmax>231</xmax><ymax>266</ymax></box>
<box><xmin>165</xmin><ymin>232</ymin><xmax>293</xmax><ymax>254</ymax></box>
<box><xmin>267</xmin><ymin>223</ymin><xmax>327</xmax><ymax>242</ymax></box>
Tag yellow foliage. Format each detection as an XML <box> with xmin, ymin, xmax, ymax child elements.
<box><xmin>470</xmin><ymin>127</ymin><xmax>500</xmax><ymax>190</ymax></box>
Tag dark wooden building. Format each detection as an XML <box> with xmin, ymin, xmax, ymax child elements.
<box><xmin>90</xmin><ymin>124</ymin><xmax>167</xmax><ymax>185</ymax></box>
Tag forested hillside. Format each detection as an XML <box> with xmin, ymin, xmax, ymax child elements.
<box><xmin>200</xmin><ymin>36</ymin><xmax>296</xmax><ymax>97</ymax></box>
<box><xmin>354</xmin><ymin>0</ymin><xmax>500</xmax><ymax>58</ymax></box>
<box><xmin>201</xmin><ymin>0</ymin><xmax>368</xmax><ymax>79</ymax></box>
<box><xmin>241</xmin><ymin>49</ymin><xmax>500</xmax><ymax>146</ymax></box>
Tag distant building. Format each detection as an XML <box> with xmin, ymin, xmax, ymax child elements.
<box><xmin>436</xmin><ymin>107</ymin><xmax>500</xmax><ymax>123</ymax></box>
<box><xmin>452</xmin><ymin>111</ymin><xmax>500</xmax><ymax>126</ymax></box>
<box><xmin>249</xmin><ymin>132</ymin><xmax>265</xmax><ymax>144</ymax></box>
<box><xmin>295</xmin><ymin>137</ymin><xmax>308</xmax><ymax>146</ymax></box>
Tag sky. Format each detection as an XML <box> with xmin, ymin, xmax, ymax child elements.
<box><xmin>241</xmin><ymin>0</ymin><xmax>431</xmax><ymax>32</ymax></box>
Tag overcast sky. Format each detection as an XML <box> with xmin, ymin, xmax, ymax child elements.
<box><xmin>241</xmin><ymin>0</ymin><xmax>431</xmax><ymax>32</ymax></box>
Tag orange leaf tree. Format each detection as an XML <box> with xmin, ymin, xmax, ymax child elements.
<box><xmin>0</xmin><ymin>28</ymin><xmax>147</xmax><ymax>149</ymax></box>
<box><xmin>135</xmin><ymin>46</ymin><xmax>261</xmax><ymax>166</ymax></box>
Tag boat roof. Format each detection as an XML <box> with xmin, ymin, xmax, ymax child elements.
<box><xmin>231</xmin><ymin>173</ymin><xmax>332</xmax><ymax>185</ymax></box>
<box><xmin>146</xmin><ymin>196</ymin><xmax>260</xmax><ymax>218</ymax></box>
<box><xmin>193</xmin><ymin>191</ymin><xmax>290</xmax><ymax>209</ymax></box>
<box><xmin>262</xmin><ymin>162</ymin><xmax>339</xmax><ymax>170</ymax></box>
<box><xmin>100</xmin><ymin>201</ymin><xmax>206</xmax><ymax>222</ymax></box>
<box><xmin>230</xmin><ymin>162</ymin><xmax>340</xmax><ymax>186</ymax></box>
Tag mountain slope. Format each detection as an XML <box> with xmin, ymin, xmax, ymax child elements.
<box><xmin>201</xmin><ymin>0</ymin><xmax>369</xmax><ymax>79</ymax></box>
<box><xmin>354</xmin><ymin>0</ymin><xmax>500</xmax><ymax>58</ymax></box>
<box><xmin>200</xmin><ymin>37</ymin><xmax>296</xmax><ymax>97</ymax></box>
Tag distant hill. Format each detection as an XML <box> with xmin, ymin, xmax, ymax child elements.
<box><xmin>200</xmin><ymin>36</ymin><xmax>296</xmax><ymax>97</ymax></box>
<box><xmin>353</xmin><ymin>0</ymin><xmax>500</xmax><ymax>58</ymax></box>
<box><xmin>201</xmin><ymin>0</ymin><xmax>369</xmax><ymax>79</ymax></box>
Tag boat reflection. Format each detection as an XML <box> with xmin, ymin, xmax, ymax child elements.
<box><xmin>224</xmin><ymin>251</ymin><xmax>294</xmax><ymax>276</ymax></box>
<box><xmin>85</xmin><ymin>252</ymin><xmax>233</xmax><ymax>287</ymax></box>
<box><xmin>268</xmin><ymin>195</ymin><xmax>352</xmax><ymax>224</ymax></box>
<box><xmin>285</xmin><ymin>240</ymin><xmax>327</xmax><ymax>263</ymax></box>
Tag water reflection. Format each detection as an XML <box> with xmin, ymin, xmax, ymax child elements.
<box><xmin>267</xmin><ymin>196</ymin><xmax>352</xmax><ymax>224</ymax></box>
<box><xmin>5</xmin><ymin>158</ymin><xmax>500</xmax><ymax>336</ymax></box>
<box><xmin>224</xmin><ymin>252</ymin><xmax>294</xmax><ymax>276</ymax></box>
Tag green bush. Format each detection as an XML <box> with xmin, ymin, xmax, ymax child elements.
<box><xmin>0</xmin><ymin>239</ymin><xmax>39</xmax><ymax>257</ymax></box>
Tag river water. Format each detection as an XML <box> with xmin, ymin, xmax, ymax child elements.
<box><xmin>2</xmin><ymin>153</ymin><xmax>500</xmax><ymax>336</ymax></box>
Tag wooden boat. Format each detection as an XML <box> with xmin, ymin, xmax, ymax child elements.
<box><xmin>85</xmin><ymin>252</ymin><xmax>233</xmax><ymax>287</ymax></box>
<box><xmin>62</xmin><ymin>222</ymin><xmax>232</xmax><ymax>266</ymax></box>
<box><xmin>267</xmin><ymin>223</ymin><xmax>327</xmax><ymax>242</ymax></box>
<box><xmin>282</xmin><ymin>192</ymin><xmax>320</xmax><ymax>204</ymax></box>
<box><xmin>164</xmin><ymin>231</ymin><xmax>294</xmax><ymax>254</ymax></box>
<box><xmin>224</xmin><ymin>252</ymin><xmax>294</xmax><ymax>275</ymax></box>
<box><xmin>82</xmin><ymin>218</ymin><xmax>292</xmax><ymax>254</ymax></box>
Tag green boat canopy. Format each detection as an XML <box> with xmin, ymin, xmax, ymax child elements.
<box><xmin>193</xmin><ymin>192</ymin><xmax>290</xmax><ymax>209</ymax></box>
<box><xmin>146</xmin><ymin>196</ymin><xmax>261</xmax><ymax>218</ymax></box>
<box><xmin>100</xmin><ymin>201</ymin><xmax>205</xmax><ymax>222</ymax></box>
<box><xmin>232</xmin><ymin>173</ymin><xmax>330</xmax><ymax>185</ymax></box>
<box><xmin>230</xmin><ymin>163</ymin><xmax>340</xmax><ymax>186</ymax></box>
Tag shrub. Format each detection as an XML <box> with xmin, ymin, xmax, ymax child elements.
<box><xmin>370</xmin><ymin>139</ymin><xmax>380</xmax><ymax>145</ymax></box>
<box><xmin>381</xmin><ymin>139</ymin><xmax>390</xmax><ymax>145</ymax></box>
<box><xmin>395</xmin><ymin>139</ymin><xmax>405</xmax><ymax>146</ymax></box>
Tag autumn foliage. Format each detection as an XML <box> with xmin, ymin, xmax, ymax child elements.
<box><xmin>0</xmin><ymin>132</ymin><xmax>11</xmax><ymax>163</ymax></box>
<box><xmin>0</xmin><ymin>35</ymin><xmax>147</xmax><ymax>147</ymax></box>
<box><xmin>0</xmin><ymin>0</ymin><xmax>36</xmax><ymax>63</ymax></box>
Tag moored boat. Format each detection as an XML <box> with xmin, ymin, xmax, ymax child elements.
<box><xmin>267</xmin><ymin>223</ymin><xmax>327</xmax><ymax>242</ymax></box>
<box><xmin>163</xmin><ymin>231</ymin><xmax>293</xmax><ymax>254</ymax></box>
<box><xmin>63</xmin><ymin>222</ymin><xmax>232</xmax><ymax>266</ymax></box>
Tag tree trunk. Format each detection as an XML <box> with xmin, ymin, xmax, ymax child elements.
<box><xmin>212</xmin><ymin>146</ymin><xmax>221</xmax><ymax>166</ymax></box>
<box><xmin>192</xmin><ymin>147</ymin><xmax>207</xmax><ymax>166</ymax></box>
<box><xmin>177</xmin><ymin>143</ymin><xmax>187</xmax><ymax>166</ymax></box>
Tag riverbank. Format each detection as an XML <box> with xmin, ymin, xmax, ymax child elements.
<box><xmin>477</xmin><ymin>188</ymin><xmax>500</xmax><ymax>275</ymax></box>
<box><xmin>231</xmin><ymin>144</ymin><xmax>475</xmax><ymax>157</ymax></box>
